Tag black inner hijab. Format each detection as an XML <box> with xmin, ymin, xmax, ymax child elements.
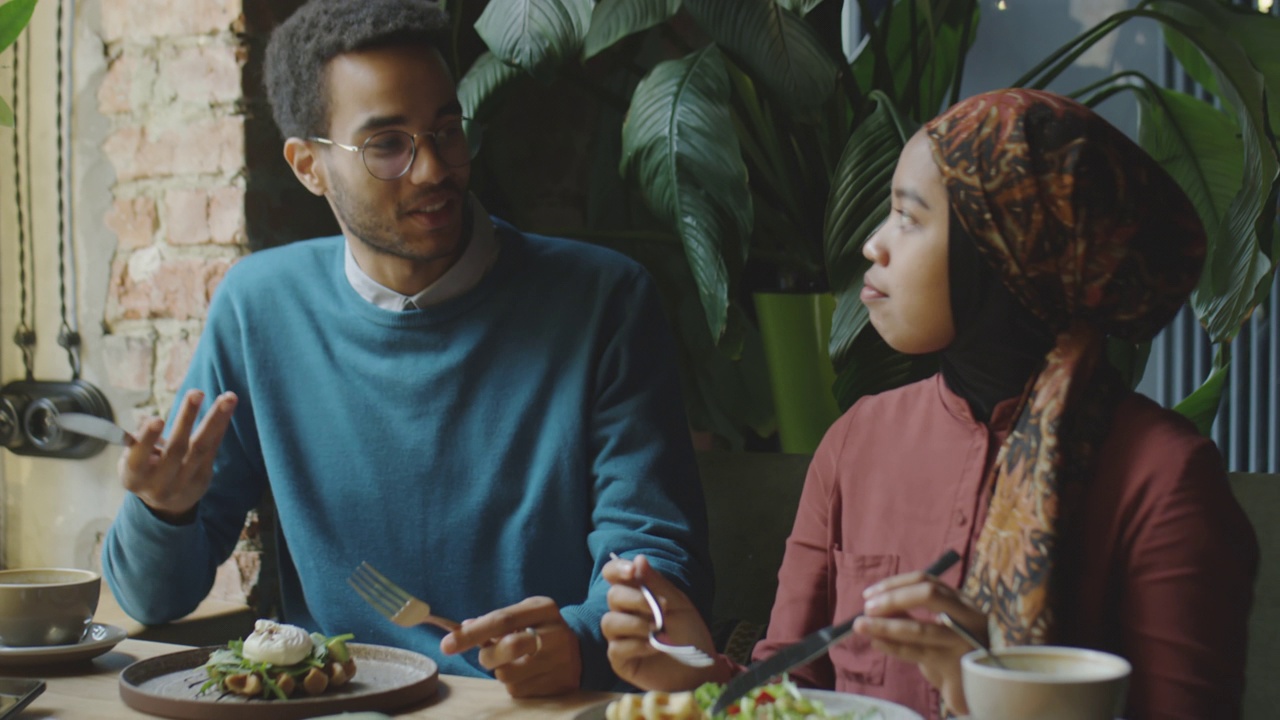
<box><xmin>941</xmin><ymin>212</ymin><xmax>1055</xmax><ymax>423</ymax></box>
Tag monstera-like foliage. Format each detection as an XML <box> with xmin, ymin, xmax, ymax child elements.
<box><xmin>461</xmin><ymin>0</ymin><xmax>1280</xmax><ymax>440</ymax></box>
<box><xmin>0</xmin><ymin>0</ymin><xmax>39</xmax><ymax>127</ymax></box>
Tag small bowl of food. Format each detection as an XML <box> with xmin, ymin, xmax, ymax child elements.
<box><xmin>0</xmin><ymin>568</ymin><xmax>100</xmax><ymax>647</ymax></box>
<box><xmin>961</xmin><ymin>645</ymin><xmax>1130</xmax><ymax>720</ymax></box>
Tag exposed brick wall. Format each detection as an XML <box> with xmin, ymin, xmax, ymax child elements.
<box><xmin>97</xmin><ymin>0</ymin><xmax>261</xmax><ymax>607</ymax></box>
<box><xmin>98</xmin><ymin>0</ymin><xmax>247</xmax><ymax>416</ymax></box>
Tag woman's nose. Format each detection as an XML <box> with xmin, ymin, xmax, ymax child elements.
<box><xmin>863</xmin><ymin>227</ymin><xmax>887</xmax><ymax>264</ymax></box>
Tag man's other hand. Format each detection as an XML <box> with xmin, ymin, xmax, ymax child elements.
<box><xmin>440</xmin><ymin>596</ymin><xmax>582</xmax><ymax>698</ymax></box>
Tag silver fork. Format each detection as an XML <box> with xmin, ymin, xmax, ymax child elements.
<box><xmin>610</xmin><ymin>553</ymin><xmax>715</xmax><ymax>668</ymax></box>
<box><xmin>347</xmin><ymin>561</ymin><xmax>461</xmax><ymax>633</ymax></box>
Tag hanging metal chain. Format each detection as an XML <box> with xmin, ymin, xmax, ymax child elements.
<box><xmin>10</xmin><ymin>34</ymin><xmax>35</xmax><ymax>380</ymax></box>
<box><xmin>54</xmin><ymin>0</ymin><xmax>81</xmax><ymax>378</ymax></box>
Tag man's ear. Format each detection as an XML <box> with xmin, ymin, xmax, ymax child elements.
<box><xmin>284</xmin><ymin>138</ymin><xmax>327</xmax><ymax>197</ymax></box>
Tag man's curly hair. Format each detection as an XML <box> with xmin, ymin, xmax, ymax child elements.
<box><xmin>264</xmin><ymin>0</ymin><xmax>452</xmax><ymax>140</ymax></box>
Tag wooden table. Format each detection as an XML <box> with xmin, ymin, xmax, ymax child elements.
<box><xmin>4</xmin><ymin>639</ymin><xmax>615</xmax><ymax>719</ymax></box>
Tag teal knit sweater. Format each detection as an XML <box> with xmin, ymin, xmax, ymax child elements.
<box><xmin>103</xmin><ymin>221</ymin><xmax>712</xmax><ymax>689</ymax></box>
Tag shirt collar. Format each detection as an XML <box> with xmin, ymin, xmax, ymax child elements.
<box><xmin>344</xmin><ymin>194</ymin><xmax>499</xmax><ymax>311</ymax></box>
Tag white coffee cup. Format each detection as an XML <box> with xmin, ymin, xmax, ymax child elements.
<box><xmin>961</xmin><ymin>646</ymin><xmax>1130</xmax><ymax>720</ymax></box>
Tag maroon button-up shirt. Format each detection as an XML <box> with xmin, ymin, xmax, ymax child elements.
<box><xmin>754</xmin><ymin>375</ymin><xmax>1257</xmax><ymax>720</ymax></box>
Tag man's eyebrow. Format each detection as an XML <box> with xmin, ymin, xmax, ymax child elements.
<box><xmin>892</xmin><ymin>186</ymin><xmax>931</xmax><ymax>211</ymax></box>
<box><xmin>352</xmin><ymin>103</ymin><xmax>465</xmax><ymax>135</ymax></box>
<box><xmin>354</xmin><ymin>115</ymin><xmax>410</xmax><ymax>135</ymax></box>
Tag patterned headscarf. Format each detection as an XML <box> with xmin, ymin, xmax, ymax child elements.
<box><xmin>924</xmin><ymin>89</ymin><xmax>1206</xmax><ymax>646</ymax></box>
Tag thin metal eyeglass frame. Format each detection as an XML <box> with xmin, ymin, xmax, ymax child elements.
<box><xmin>308</xmin><ymin>120</ymin><xmax>475</xmax><ymax>180</ymax></box>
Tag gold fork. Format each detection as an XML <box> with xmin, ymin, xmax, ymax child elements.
<box><xmin>347</xmin><ymin>561</ymin><xmax>461</xmax><ymax>633</ymax></box>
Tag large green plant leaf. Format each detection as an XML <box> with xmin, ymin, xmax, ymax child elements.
<box><xmin>563</xmin><ymin>229</ymin><xmax>774</xmax><ymax>446</ymax></box>
<box><xmin>679</xmin><ymin>302</ymin><xmax>775</xmax><ymax>445</ymax></box>
<box><xmin>684</xmin><ymin>0</ymin><xmax>838</xmax><ymax>113</ymax></box>
<box><xmin>621</xmin><ymin>46</ymin><xmax>753</xmax><ymax>342</ymax></box>
<box><xmin>0</xmin><ymin>0</ymin><xmax>37</xmax><ymax>54</ymax></box>
<box><xmin>848</xmin><ymin>0</ymin><xmax>977</xmax><ymax>119</ymax></box>
<box><xmin>0</xmin><ymin>96</ymin><xmax>12</xmax><ymax>127</ymax></box>
<box><xmin>777</xmin><ymin>0</ymin><xmax>825</xmax><ymax>15</ymax></box>
<box><xmin>474</xmin><ymin>0</ymin><xmax>593</xmax><ymax>79</ymax></box>
<box><xmin>458</xmin><ymin>51</ymin><xmax>523</xmax><ymax>123</ymax></box>
<box><xmin>1162</xmin><ymin>4</ymin><xmax>1280</xmax><ymax>137</ymax></box>
<box><xmin>1135</xmin><ymin>85</ymin><xmax>1245</xmax><ymax>305</ymax></box>
<box><xmin>1173</xmin><ymin>346</ymin><xmax>1230</xmax><ymax>436</ymax></box>
<box><xmin>1136</xmin><ymin>84</ymin><xmax>1254</xmax><ymax>345</ymax></box>
<box><xmin>823</xmin><ymin>94</ymin><xmax>911</xmax><ymax>367</ymax></box>
<box><xmin>1143</xmin><ymin>0</ymin><xmax>1280</xmax><ymax>343</ymax></box>
<box><xmin>583</xmin><ymin>0</ymin><xmax>681</xmax><ymax>60</ymax></box>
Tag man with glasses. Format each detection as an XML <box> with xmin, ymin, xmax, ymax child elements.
<box><xmin>102</xmin><ymin>0</ymin><xmax>712</xmax><ymax>698</ymax></box>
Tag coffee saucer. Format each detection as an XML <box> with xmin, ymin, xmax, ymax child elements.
<box><xmin>0</xmin><ymin>623</ymin><xmax>128</xmax><ymax>667</ymax></box>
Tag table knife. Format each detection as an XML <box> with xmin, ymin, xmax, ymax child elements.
<box><xmin>707</xmin><ymin>548</ymin><xmax>961</xmax><ymax>717</ymax></box>
<box><xmin>55</xmin><ymin>413</ymin><xmax>131</xmax><ymax>446</ymax></box>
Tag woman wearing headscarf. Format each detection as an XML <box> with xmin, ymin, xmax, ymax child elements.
<box><xmin>600</xmin><ymin>89</ymin><xmax>1258</xmax><ymax>719</ymax></box>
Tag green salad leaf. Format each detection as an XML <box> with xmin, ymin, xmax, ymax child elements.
<box><xmin>200</xmin><ymin>631</ymin><xmax>355</xmax><ymax>700</ymax></box>
<box><xmin>692</xmin><ymin>675</ymin><xmax>879</xmax><ymax>719</ymax></box>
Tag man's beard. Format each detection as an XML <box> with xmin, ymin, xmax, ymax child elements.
<box><xmin>329</xmin><ymin>173</ymin><xmax>466</xmax><ymax>263</ymax></box>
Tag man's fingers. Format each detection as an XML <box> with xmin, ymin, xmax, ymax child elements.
<box><xmin>157</xmin><ymin>390</ymin><xmax>203</xmax><ymax>473</ymax></box>
<box><xmin>123</xmin><ymin>418</ymin><xmax>166</xmax><ymax>476</ymax></box>
<box><xmin>498</xmin><ymin>662</ymin><xmax>566</xmax><ymax>698</ymax></box>
<box><xmin>186</xmin><ymin>392</ymin><xmax>237</xmax><ymax>464</ymax></box>
<box><xmin>478</xmin><ymin>627</ymin><xmax>542</xmax><ymax>670</ymax></box>
<box><xmin>442</xmin><ymin>597</ymin><xmax>561</xmax><ymax>653</ymax></box>
<box><xmin>493</xmin><ymin>652</ymin><xmax>542</xmax><ymax>686</ymax></box>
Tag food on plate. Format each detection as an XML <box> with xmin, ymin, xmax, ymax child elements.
<box><xmin>201</xmin><ymin>619</ymin><xmax>356</xmax><ymax>700</ymax></box>
<box><xmin>604</xmin><ymin>676</ymin><xmax>870</xmax><ymax>719</ymax></box>
<box><xmin>606</xmin><ymin>689</ymin><xmax>701</xmax><ymax>720</ymax></box>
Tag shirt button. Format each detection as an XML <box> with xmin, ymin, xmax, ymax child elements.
<box><xmin>954</xmin><ymin>510</ymin><xmax>968</xmax><ymax>526</ymax></box>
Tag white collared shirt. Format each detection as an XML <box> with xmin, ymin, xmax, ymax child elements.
<box><xmin>344</xmin><ymin>194</ymin><xmax>499</xmax><ymax>311</ymax></box>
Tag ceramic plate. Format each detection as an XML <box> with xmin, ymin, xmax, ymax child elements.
<box><xmin>0</xmin><ymin>623</ymin><xmax>127</xmax><ymax>667</ymax></box>
<box><xmin>118</xmin><ymin>642</ymin><xmax>438</xmax><ymax>720</ymax></box>
<box><xmin>574</xmin><ymin>688</ymin><xmax>924</xmax><ymax>720</ymax></box>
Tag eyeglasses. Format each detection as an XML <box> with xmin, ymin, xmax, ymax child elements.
<box><xmin>309</xmin><ymin>119</ymin><xmax>477</xmax><ymax>180</ymax></box>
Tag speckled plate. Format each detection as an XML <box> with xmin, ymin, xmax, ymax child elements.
<box><xmin>574</xmin><ymin>688</ymin><xmax>924</xmax><ymax>720</ymax></box>
<box><xmin>118</xmin><ymin>642</ymin><xmax>438</xmax><ymax>720</ymax></box>
<box><xmin>0</xmin><ymin>623</ymin><xmax>127</xmax><ymax>667</ymax></box>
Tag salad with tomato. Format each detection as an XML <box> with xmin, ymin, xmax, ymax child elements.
<box><xmin>691</xmin><ymin>676</ymin><xmax>877</xmax><ymax>719</ymax></box>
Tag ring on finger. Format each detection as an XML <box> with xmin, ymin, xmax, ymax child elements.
<box><xmin>525</xmin><ymin>626</ymin><xmax>542</xmax><ymax>657</ymax></box>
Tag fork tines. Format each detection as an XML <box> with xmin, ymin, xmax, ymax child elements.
<box><xmin>347</xmin><ymin>561</ymin><xmax>412</xmax><ymax>621</ymax></box>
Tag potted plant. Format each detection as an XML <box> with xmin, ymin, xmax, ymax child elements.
<box><xmin>0</xmin><ymin>0</ymin><xmax>38</xmax><ymax>127</ymax></box>
<box><xmin>458</xmin><ymin>0</ymin><xmax>1279</xmax><ymax>446</ymax></box>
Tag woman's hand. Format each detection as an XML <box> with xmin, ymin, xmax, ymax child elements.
<box><xmin>852</xmin><ymin>570</ymin><xmax>987</xmax><ymax>716</ymax></box>
<box><xmin>600</xmin><ymin>554</ymin><xmax>728</xmax><ymax>691</ymax></box>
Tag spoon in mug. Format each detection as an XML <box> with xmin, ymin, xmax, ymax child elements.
<box><xmin>938</xmin><ymin>611</ymin><xmax>1008</xmax><ymax>669</ymax></box>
